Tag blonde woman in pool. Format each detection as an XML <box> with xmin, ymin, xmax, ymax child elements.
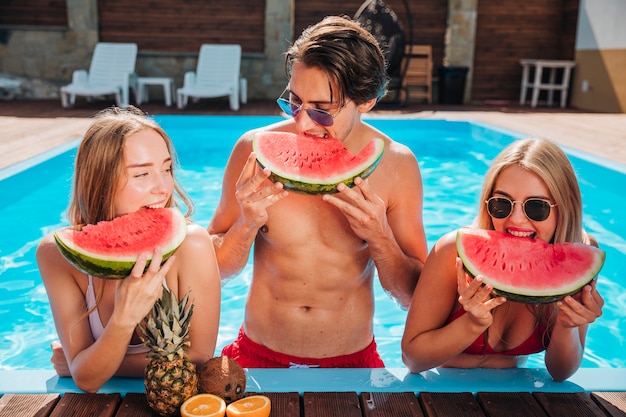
<box><xmin>401</xmin><ymin>138</ymin><xmax>604</xmax><ymax>381</ymax></box>
<box><xmin>37</xmin><ymin>106</ymin><xmax>220</xmax><ymax>392</ymax></box>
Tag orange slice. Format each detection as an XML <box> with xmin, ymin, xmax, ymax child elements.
<box><xmin>225</xmin><ymin>395</ymin><xmax>271</xmax><ymax>417</ymax></box>
<box><xmin>180</xmin><ymin>393</ymin><xmax>226</xmax><ymax>417</ymax></box>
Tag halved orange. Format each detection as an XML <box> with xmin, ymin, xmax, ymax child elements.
<box><xmin>180</xmin><ymin>393</ymin><xmax>226</xmax><ymax>417</ymax></box>
<box><xmin>225</xmin><ymin>395</ymin><xmax>271</xmax><ymax>417</ymax></box>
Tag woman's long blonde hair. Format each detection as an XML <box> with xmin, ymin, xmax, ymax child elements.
<box><xmin>67</xmin><ymin>106</ymin><xmax>192</xmax><ymax>226</ymax></box>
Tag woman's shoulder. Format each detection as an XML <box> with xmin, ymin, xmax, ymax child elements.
<box><xmin>439</xmin><ymin>228</ymin><xmax>466</xmax><ymax>245</ymax></box>
<box><xmin>183</xmin><ymin>222</ymin><xmax>211</xmax><ymax>242</ymax></box>
<box><xmin>37</xmin><ymin>232</ymin><xmax>62</xmax><ymax>257</ymax></box>
<box><xmin>431</xmin><ymin>228</ymin><xmax>473</xmax><ymax>255</ymax></box>
<box><xmin>176</xmin><ymin>223</ymin><xmax>213</xmax><ymax>257</ymax></box>
<box><xmin>168</xmin><ymin>223</ymin><xmax>219</xmax><ymax>288</ymax></box>
<box><xmin>36</xmin><ymin>231</ymin><xmax>86</xmax><ymax>285</ymax></box>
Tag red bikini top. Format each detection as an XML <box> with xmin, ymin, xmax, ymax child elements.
<box><xmin>446</xmin><ymin>308</ymin><xmax>548</xmax><ymax>356</ymax></box>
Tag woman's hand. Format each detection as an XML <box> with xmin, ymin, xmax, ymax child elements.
<box><xmin>455</xmin><ymin>258</ymin><xmax>506</xmax><ymax>329</ymax></box>
<box><xmin>50</xmin><ymin>340</ymin><xmax>71</xmax><ymax>376</ymax></box>
<box><xmin>112</xmin><ymin>249</ymin><xmax>175</xmax><ymax>327</ymax></box>
<box><xmin>555</xmin><ymin>281</ymin><xmax>604</xmax><ymax>328</ymax></box>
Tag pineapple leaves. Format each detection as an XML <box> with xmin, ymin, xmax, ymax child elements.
<box><xmin>139</xmin><ymin>285</ymin><xmax>194</xmax><ymax>357</ymax></box>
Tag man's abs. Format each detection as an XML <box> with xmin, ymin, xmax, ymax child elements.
<box><xmin>244</xmin><ymin>266</ymin><xmax>376</xmax><ymax>358</ymax></box>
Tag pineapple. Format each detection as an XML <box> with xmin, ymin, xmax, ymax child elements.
<box><xmin>140</xmin><ymin>285</ymin><xmax>198</xmax><ymax>417</ymax></box>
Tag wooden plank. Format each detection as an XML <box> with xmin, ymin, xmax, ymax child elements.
<box><xmin>0</xmin><ymin>394</ymin><xmax>59</xmax><ymax>417</ymax></box>
<box><xmin>255</xmin><ymin>392</ymin><xmax>300</xmax><ymax>417</ymax></box>
<box><xmin>0</xmin><ymin>0</ymin><xmax>67</xmax><ymax>26</ymax></box>
<box><xmin>303</xmin><ymin>392</ymin><xmax>361</xmax><ymax>417</ymax></box>
<box><xmin>48</xmin><ymin>393</ymin><xmax>121</xmax><ymax>417</ymax></box>
<box><xmin>591</xmin><ymin>392</ymin><xmax>626</xmax><ymax>417</ymax></box>
<box><xmin>473</xmin><ymin>0</ymin><xmax>579</xmax><ymax>101</ymax></box>
<box><xmin>476</xmin><ymin>392</ymin><xmax>548</xmax><ymax>417</ymax></box>
<box><xmin>419</xmin><ymin>392</ymin><xmax>485</xmax><ymax>417</ymax></box>
<box><xmin>97</xmin><ymin>0</ymin><xmax>265</xmax><ymax>53</ymax></box>
<box><xmin>114</xmin><ymin>394</ymin><xmax>153</xmax><ymax>417</ymax></box>
<box><xmin>360</xmin><ymin>392</ymin><xmax>424</xmax><ymax>417</ymax></box>
<box><xmin>79</xmin><ymin>392</ymin><xmax>302</xmax><ymax>417</ymax></box>
<box><xmin>533</xmin><ymin>392</ymin><xmax>608</xmax><ymax>417</ymax></box>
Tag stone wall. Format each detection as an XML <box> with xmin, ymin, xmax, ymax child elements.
<box><xmin>0</xmin><ymin>0</ymin><xmax>293</xmax><ymax>101</ymax></box>
<box><xmin>444</xmin><ymin>0</ymin><xmax>477</xmax><ymax>103</ymax></box>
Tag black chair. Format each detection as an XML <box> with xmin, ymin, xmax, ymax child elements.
<box><xmin>354</xmin><ymin>0</ymin><xmax>413</xmax><ymax>105</ymax></box>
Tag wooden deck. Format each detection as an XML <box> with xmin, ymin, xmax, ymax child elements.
<box><xmin>1</xmin><ymin>99</ymin><xmax>625</xmax><ymax>173</ymax></box>
<box><xmin>1</xmin><ymin>391</ymin><xmax>625</xmax><ymax>417</ymax></box>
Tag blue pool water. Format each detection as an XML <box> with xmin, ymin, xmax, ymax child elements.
<box><xmin>0</xmin><ymin>116</ymin><xmax>624</xmax><ymax>370</ymax></box>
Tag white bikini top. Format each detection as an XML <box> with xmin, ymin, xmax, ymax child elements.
<box><xmin>86</xmin><ymin>275</ymin><xmax>153</xmax><ymax>354</ymax></box>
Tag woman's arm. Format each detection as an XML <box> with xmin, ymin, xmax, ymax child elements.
<box><xmin>401</xmin><ymin>231</ymin><xmax>506</xmax><ymax>373</ymax></box>
<box><xmin>38</xmin><ymin>233</ymin><xmax>172</xmax><ymax>392</ymax></box>
<box><xmin>544</xmin><ymin>281</ymin><xmax>604</xmax><ymax>381</ymax></box>
<box><xmin>169</xmin><ymin>223</ymin><xmax>221</xmax><ymax>366</ymax></box>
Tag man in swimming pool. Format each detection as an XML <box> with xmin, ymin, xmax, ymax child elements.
<box><xmin>208</xmin><ymin>15</ymin><xmax>428</xmax><ymax>368</ymax></box>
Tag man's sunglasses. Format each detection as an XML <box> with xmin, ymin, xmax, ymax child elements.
<box><xmin>276</xmin><ymin>87</ymin><xmax>345</xmax><ymax>127</ymax></box>
<box><xmin>277</xmin><ymin>97</ymin><xmax>347</xmax><ymax>127</ymax></box>
<box><xmin>486</xmin><ymin>197</ymin><xmax>557</xmax><ymax>222</ymax></box>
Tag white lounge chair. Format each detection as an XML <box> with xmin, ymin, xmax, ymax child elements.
<box><xmin>177</xmin><ymin>44</ymin><xmax>247</xmax><ymax>111</ymax></box>
<box><xmin>60</xmin><ymin>43</ymin><xmax>138</xmax><ymax>108</ymax></box>
<box><xmin>0</xmin><ymin>78</ymin><xmax>21</xmax><ymax>100</ymax></box>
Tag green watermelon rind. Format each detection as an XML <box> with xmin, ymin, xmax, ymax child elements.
<box><xmin>53</xmin><ymin>208</ymin><xmax>187</xmax><ymax>280</ymax></box>
<box><xmin>489</xmin><ymin>282</ymin><xmax>597</xmax><ymax>304</ymax></box>
<box><xmin>456</xmin><ymin>229</ymin><xmax>605</xmax><ymax>304</ymax></box>
<box><xmin>253</xmin><ymin>134</ymin><xmax>385</xmax><ymax>195</ymax></box>
<box><xmin>258</xmin><ymin>155</ymin><xmax>382</xmax><ymax>195</ymax></box>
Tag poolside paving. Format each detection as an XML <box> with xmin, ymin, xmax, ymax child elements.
<box><xmin>1</xmin><ymin>99</ymin><xmax>625</xmax><ymax>172</ymax></box>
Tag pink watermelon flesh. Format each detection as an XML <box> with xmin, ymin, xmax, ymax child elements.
<box><xmin>54</xmin><ymin>208</ymin><xmax>187</xmax><ymax>279</ymax></box>
<box><xmin>456</xmin><ymin>228</ymin><xmax>605</xmax><ymax>303</ymax></box>
<box><xmin>252</xmin><ymin>131</ymin><xmax>384</xmax><ymax>194</ymax></box>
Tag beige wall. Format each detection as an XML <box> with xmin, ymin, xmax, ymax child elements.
<box><xmin>571</xmin><ymin>0</ymin><xmax>626</xmax><ymax>113</ymax></box>
<box><xmin>571</xmin><ymin>49</ymin><xmax>626</xmax><ymax>113</ymax></box>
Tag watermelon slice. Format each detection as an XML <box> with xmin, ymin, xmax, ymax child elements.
<box><xmin>456</xmin><ymin>228</ymin><xmax>605</xmax><ymax>304</ymax></box>
<box><xmin>252</xmin><ymin>131</ymin><xmax>384</xmax><ymax>195</ymax></box>
<box><xmin>54</xmin><ymin>208</ymin><xmax>187</xmax><ymax>279</ymax></box>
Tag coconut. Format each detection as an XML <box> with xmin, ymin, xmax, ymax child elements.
<box><xmin>197</xmin><ymin>356</ymin><xmax>246</xmax><ymax>403</ymax></box>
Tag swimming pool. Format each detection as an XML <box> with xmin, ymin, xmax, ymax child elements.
<box><xmin>0</xmin><ymin>116</ymin><xmax>624</xmax><ymax>370</ymax></box>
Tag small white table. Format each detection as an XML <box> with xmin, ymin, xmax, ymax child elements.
<box><xmin>519</xmin><ymin>59</ymin><xmax>576</xmax><ymax>108</ymax></box>
<box><xmin>136</xmin><ymin>77</ymin><xmax>175</xmax><ymax>106</ymax></box>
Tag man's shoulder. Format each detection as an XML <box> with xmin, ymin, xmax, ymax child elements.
<box><xmin>386</xmin><ymin>139</ymin><xmax>416</xmax><ymax>156</ymax></box>
<box><xmin>363</xmin><ymin>124</ymin><xmax>415</xmax><ymax>158</ymax></box>
<box><xmin>377</xmin><ymin>138</ymin><xmax>418</xmax><ymax>170</ymax></box>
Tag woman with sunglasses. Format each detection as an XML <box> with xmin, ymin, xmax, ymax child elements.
<box><xmin>209</xmin><ymin>15</ymin><xmax>428</xmax><ymax>368</ymax></box>
<box><xmin>401</xmin><ymin>138</ymin><xmax>604</xmax><ymax>381</ymax></box>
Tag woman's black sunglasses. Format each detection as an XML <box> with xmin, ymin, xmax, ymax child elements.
<box><xmin>486</xmin><ymin>197</ymin><xmax>557</xmax><ymax>222</ymax></box>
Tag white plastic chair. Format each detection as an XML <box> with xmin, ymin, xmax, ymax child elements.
<box><xmin>60</xmin><ymin>43</ymin><xmax>138</xmax><ymax>108</ymax></box>
<box><xmin>177</xmin><ymin>44</ymin><xmax>247</xmax><ymax>111</ymax></box>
